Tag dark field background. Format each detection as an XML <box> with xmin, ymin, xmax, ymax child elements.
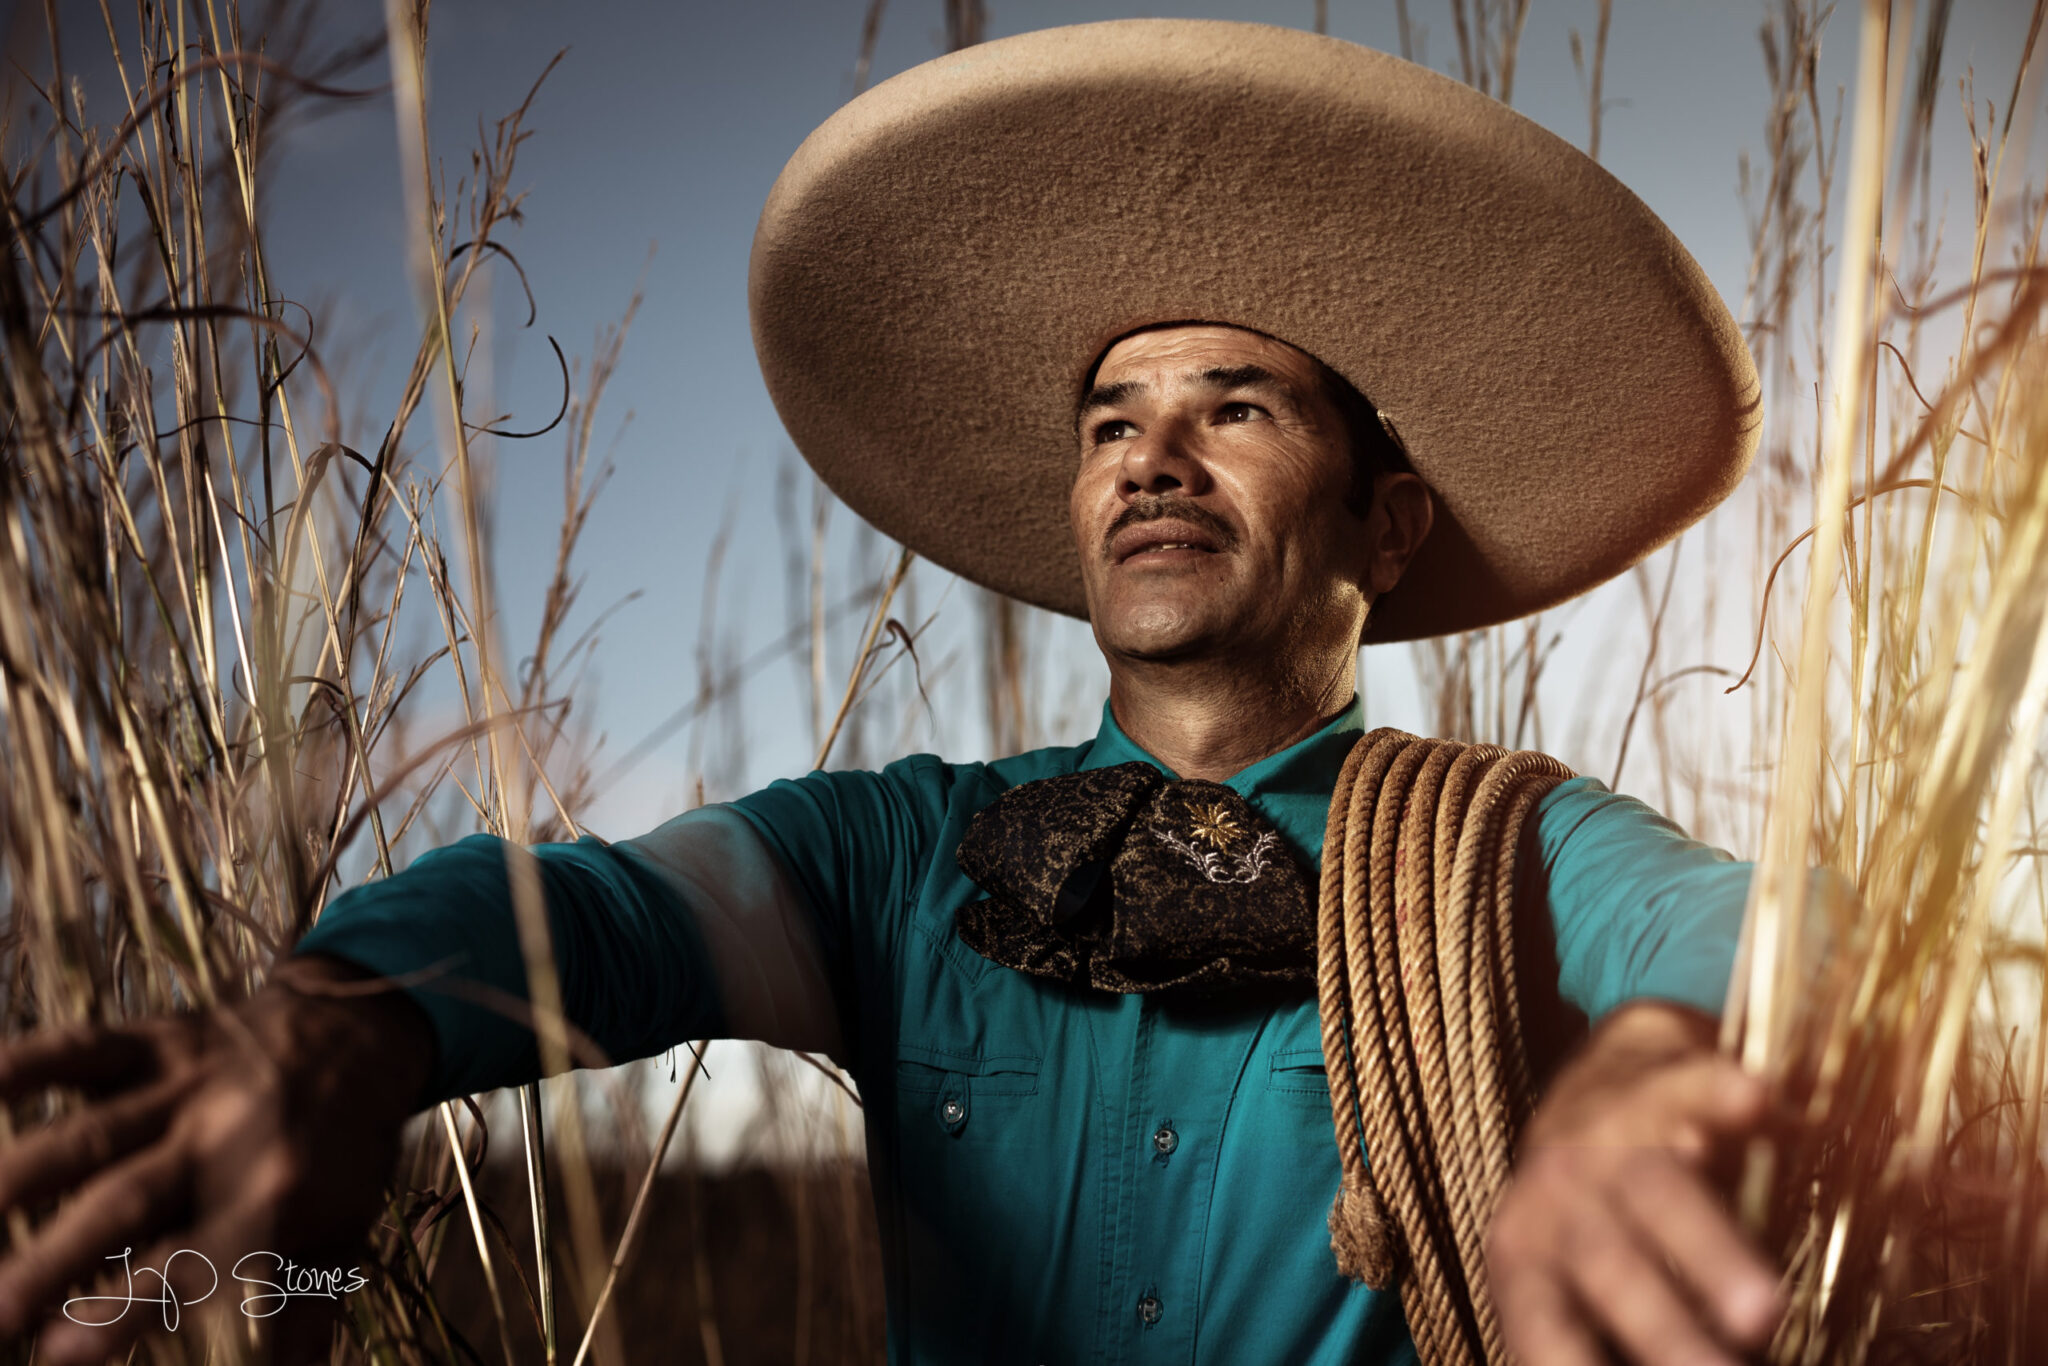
<box><xmin>434</xmin><ymin>1164</ymin><xmax>886</xmax><ymax>1366</ymax></box>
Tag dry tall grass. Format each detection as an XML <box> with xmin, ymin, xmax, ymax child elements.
<box><xmin>0</xmin><ymin>1</ymin><xmax>675</xmax><ymax>1359</ymax></box>
<box><xmin>1724</xmin><ymin>2</ymin><xmax>2048</xmax><ymax>1362</ymax></box>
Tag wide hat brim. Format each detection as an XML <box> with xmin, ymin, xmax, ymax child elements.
<box><xmin>749</xmin><ymin>19</ymin><xmax>1759</xmax><ymax>642</ymax></box>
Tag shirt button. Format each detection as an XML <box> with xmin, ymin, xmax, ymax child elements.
<box><xmin>1137</xmin><ymin>1294</ymin><xmax>1163</xmax><ymax>1326</ymax></box>
<box><xmin>940</xmin><ymin>1094</ymin><xmax>967</xmax><ymax>1127</ymax></box>
<box><xmin>1152</xmin><ymin>1125</ymin><xmax>1178</xmax><ymax>1156</ymax></box>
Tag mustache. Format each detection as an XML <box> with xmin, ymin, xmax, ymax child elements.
<box><xmin>1102</xmin><ymin>496</ymin><xmax>1239</xmax><ymax>558</ymax></box>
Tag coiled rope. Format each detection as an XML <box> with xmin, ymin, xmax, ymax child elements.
<box><xmin>1318</xmin><ymin>728</ymin><xmax>1576</xmax><ymax>1366</ymax></box>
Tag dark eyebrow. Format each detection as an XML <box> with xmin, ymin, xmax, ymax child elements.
<box><xmin>1077</xmin><ymin>378</ymin><xmax>1142</xmax><ymax>422</ymax></box>
<box><xmin>1197</xmin><ymin>364</ymin><xmax>1283</xmax><ymax>392</ymax></box>
<box><xmin>1076</xmin><ymin>365</ymin><xmax>1287</xmax><ymax>422</ymax></box>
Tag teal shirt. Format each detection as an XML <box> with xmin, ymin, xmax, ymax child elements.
<box><xmin>297</xmin><ymin>697</ymin><xmax>1754</xmax><ymax>1364</ymax></box>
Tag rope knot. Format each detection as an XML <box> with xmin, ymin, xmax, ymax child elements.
<box><xmin>1328</xmin><ymin>1176</ymin><xmax>1395</xmax><ymax>1290</ymax></box>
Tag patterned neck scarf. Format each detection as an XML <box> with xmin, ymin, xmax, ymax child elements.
<box><xmin>954</xmin><ymin>762</ymin><xmax>1315</xmax><ymax>997</ymax></box>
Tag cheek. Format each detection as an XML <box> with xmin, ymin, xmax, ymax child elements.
<box><xmin>1224</xmin><ymin>467</ymin><xmax>1361</xmax><ymax>599</ymax></box>
<box><xmin>1069</xmin><ymin>461</ymin><xmax>1110</xmax><ymax>541</ymax></box>
<box><xmin>1223</xmin><ymin>461</ymin><xmax>1329</xmax><ymax>551</ymax></box>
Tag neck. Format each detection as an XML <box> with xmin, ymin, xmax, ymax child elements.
<box><xmin>1106</xmin><ymin>646</ymin><xmax>1358</xmax><ymax>782</ymax></box>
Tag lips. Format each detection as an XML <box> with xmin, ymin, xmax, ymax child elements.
<box><xmin>1109</xmin><ymin>518</ymin><xmax>1228</xmax><ymax>565</ymax></box>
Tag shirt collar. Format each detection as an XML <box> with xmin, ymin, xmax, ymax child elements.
<box><xmin>1078</xmin><ymin>695</ymin><xmax>1365</xmax><ymax>864</ymax></box>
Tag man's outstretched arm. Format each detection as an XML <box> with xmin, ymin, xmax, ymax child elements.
<box><xmin>1499</xmin><ymin>780</ymin><xmax>1833</xmax><ymax>1365</ymax></box>
<box><xmin>0</xmin><ymin>801</ymin><xmax>854</xmax><ymax>1361</ymax></box>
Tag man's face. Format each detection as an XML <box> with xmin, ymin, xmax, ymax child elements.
<box><xmin>1069</xmin><ymin>324</ymin><xmax>1384</xmax><ymax>665</ymax></box>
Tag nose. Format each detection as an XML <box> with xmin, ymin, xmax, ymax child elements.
<box><xmin>1116</xmin><ymin>420</ymin><xmax>1212</xmax><ymax>504</ymax></box>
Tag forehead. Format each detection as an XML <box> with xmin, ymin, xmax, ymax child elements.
<box><xmin>1092</xmin><ymin>324</ymin><xmax>1321</xmax><ymax>385</ymax></box>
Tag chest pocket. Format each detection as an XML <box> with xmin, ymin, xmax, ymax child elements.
<box><xmin>896</xmin><ymin>1043</ymin><xmax>1042</xmax><ymax>1138</ymax></box>
<box><xmin>1267</xmin><ymin>1046</ymin><xmax>1334</xmax><ymax>1106</ymax></box>
<box><xmin>889</xmin><ymin>1038</ymin><xmax>1064</xmax><ymax>1362</ymax></box>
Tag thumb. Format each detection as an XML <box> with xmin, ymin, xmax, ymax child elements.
<box><xmin>1700</xmin><ymin>1059</ymin><xmax>1769</xmax><ymax>1129</ymax></box>
<box><xmin>1662</xmin><ymin>1057</ymin><xmax>1768</xmax><ymax>1160</ymax></box>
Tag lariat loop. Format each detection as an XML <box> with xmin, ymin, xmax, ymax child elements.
<box><xmin>1316</xmin><ymin>729</ymin><xmax>1575</xmax><ymax>1366</ymax></box>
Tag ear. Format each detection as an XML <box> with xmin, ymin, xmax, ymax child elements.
<box><xmin>1364</xmin><ymin>473</ymin><xmax>1434</xmax><ymax>596</ymax></box>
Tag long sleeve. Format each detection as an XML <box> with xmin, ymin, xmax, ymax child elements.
<box><xmin>294</xmin><ymin>804</ymin><xmax>842</xmax><ymax>1103</ymax></box>
<box><xmin>1534</xmin><ymin>776</ymin><xmax>1755</xmax><ymax>1022</ymax></box>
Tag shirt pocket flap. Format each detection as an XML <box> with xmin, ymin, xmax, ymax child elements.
<box><xmin>896</xmin><ymin>1043</ymin><xmax>1043</xmax><ymax>1097</ymax></box>
<box><xmin>1266</xmin><ymin>1046</ymin><xmax>1331</xmax><ymax>1097</ymax></box>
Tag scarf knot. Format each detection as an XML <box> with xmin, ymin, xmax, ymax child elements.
<box><xmin>953</xmin><ymin>762</ymin><xmax>1315</xmax><ymax>997</ymax></box>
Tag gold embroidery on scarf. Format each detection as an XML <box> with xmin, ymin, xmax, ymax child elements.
<box><xmin>1187</xmin><ymin>801</ymin><xmax>1242</xmax><ymax>851</ymax></box>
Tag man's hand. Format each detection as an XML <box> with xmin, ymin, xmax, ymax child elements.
<box><xmin>1488</xmin><ymin>1000</ymin><xmax>1780</xmax><ymax>1366</ymax></box>
<box><xmin>0</xmin><ymin>955</ymin><xmax>434</xmax><ymax>1364</ymax></box>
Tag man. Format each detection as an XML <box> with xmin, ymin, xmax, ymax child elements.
<box><xmin>0</xmin><ymin>20</ymin><xmax>1779</xmax><ymax>1366</ymax></box>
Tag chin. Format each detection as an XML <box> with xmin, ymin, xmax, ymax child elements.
<box><xmin>1095</xmin><ymin>598</ymin><xmax>1223</xmax><ymax>660</ymax></box>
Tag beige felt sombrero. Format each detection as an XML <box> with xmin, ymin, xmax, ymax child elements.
<box><xmin>749</xmin><ymin>19</ymin><xmax>1759</xmax><ymax>642</ymax></box>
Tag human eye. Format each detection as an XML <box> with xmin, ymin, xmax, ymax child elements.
<box><xmin>1091</xmin><ymin>418</ymin><xmax>1137</xmax><ymax>445</ymax></box>
<box><xmin>1216</xmin><ymin>400</ymin><xmax>1268</xmax><ymax>425</ymax></box>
